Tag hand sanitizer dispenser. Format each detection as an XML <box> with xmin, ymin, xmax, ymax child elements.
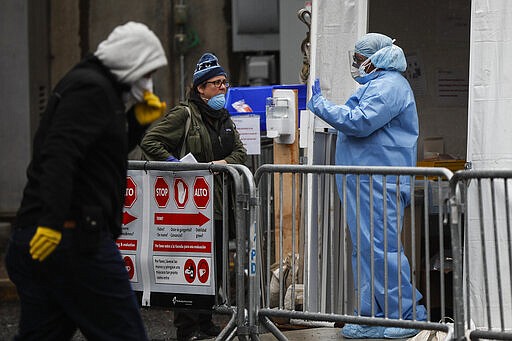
<box><xmin>265</xmin><ymin>89</ymin><xmax>296</xmax><ymax>144</ymax></box>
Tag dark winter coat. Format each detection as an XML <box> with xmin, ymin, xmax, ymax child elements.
<box><xmin>140</xmin><ymin>100</ymin><xmax>247</xmax><ymax>220</ymax></box>
<box><xmin>15</xmin><ymin>55</ymin><xmax>138</xmax><ymax>239</ymax></box>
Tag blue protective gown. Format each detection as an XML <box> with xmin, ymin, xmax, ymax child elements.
<box><xmin>308</xmin><ymin>70</ymin><xmax>426</xmax><ymax>321</ymax></box>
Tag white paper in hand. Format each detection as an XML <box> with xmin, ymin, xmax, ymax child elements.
<box><xmin>180</xmin><ymin>152</ymin><xmax>198</xmax><ymax>163</ymax></box>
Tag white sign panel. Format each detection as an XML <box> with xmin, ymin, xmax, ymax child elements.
<box><xmin>117</xmin><ymin>172</ymin><xmax>144</xmax><ymax>291</ymax></box>
<box><xmin>153</xmin><ymin>255</ymin><xmax>212</xmax><ymax>286</ymax></box>
<box><xmin>148</xmin><ymin>170</ymin><xmax>215</xmax><ymax>296</ymax></box>
<box><xmin>116</xmin><ymin>169</ymin><xmax>216</xmax><ymax>304</ymax></box>
<box><xmin>232</xmin><ymin>115</ymin><xmax>261</xmax><ymax>155</ymax></box>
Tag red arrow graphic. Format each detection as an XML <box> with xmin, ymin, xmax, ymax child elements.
<box><xmin>154</xmin><ymin>212</ymin><xmax>210</xmax><ymax>227</ymax></box>
<box><xmin>122</xmin><ymin>211</ymin><xmax>138</xmax><ymax>225</ymax></box>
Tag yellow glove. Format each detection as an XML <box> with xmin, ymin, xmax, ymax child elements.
<box><xmin>134</xmin><ymin>91</ymin><xmax>166</xmax><ymax>125</ymax></box>
<box><xmin>29</xmin><ymin>226</ymin><xmax>62</xmax><ymax>262</ymax></box>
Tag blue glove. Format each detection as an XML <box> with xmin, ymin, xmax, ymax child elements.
<box><xmin>312</xmin><ymin>78</ymin><xmax>322</xmax><ymax>97</ymax></box>
<box><xmin>166</xmin><ymin>155</ymin><xmax>180</xmax><ymax>162</ymax></box>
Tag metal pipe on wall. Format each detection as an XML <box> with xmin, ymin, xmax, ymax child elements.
<box><xmin>174</xmin><ymin>0</ymin><xmax>187</xmax><ymax>101</ymax></box>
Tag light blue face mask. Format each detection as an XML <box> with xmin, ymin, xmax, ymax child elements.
<box><xmin>207</xmin><ymin>94</ymin><xmax>226</xmax><ymax>110</ymax></box>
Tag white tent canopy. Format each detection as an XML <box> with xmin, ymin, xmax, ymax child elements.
<box><xmin>466</xmin><ymin>0</ymin><xmax>512</xmax><ymax>330</ymax></box>
<box><xmin>303</xmin><ymin>0</ymin><xmax>367</xmax><ymax>312</ymax></box>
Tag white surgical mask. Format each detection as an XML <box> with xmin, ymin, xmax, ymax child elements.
<box><xmin>352</xmin><ymin>59</ymin><xmax>378</xmax><ymax>84</ymax></box>
<box><xmin>130</xmin><ymin>77</ymin><xmax>153</xmax><ymax>102</ymax></box>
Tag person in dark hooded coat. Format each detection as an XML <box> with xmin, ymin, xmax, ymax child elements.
<box><xmin>6</xmin><ymin>21</ymin><xmax>168</xmax><ymax>341</ymax></box>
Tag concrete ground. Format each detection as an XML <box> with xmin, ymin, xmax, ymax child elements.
<box><xmin>0</xmin><ymin>298</ymin><xmax>345</xmax><ymax>340</ymax></box>
<box><xmin>0</xmin><ymin>299</ymin><xmax>176</xmax><ymax>340</ymax></box>
<box><xmin>259</xmin><ymin>326</ymin><xmax>342</xmax><ymax>340</ymax></box>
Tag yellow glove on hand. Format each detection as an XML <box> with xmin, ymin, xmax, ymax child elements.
<box><xmin>134</xmin><ymin>91</ymin><xmax>166</xmax><ymax>125</ymax></box>
<box><xmin>29</xmin><ymin>226</ymin><xmax>62</xmax><ymax>262</ymax></box>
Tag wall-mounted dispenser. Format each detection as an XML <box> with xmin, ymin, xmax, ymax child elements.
<box><xmin>265</xmin><ymin>89</ymin><xmax>296</xmax><ymax>144</ymax></box>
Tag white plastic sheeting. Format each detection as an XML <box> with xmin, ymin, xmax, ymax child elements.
<box><xmin>305</xmin><ymin>0</ymin><xmax>367</xmax><ymax>137</ymax></box>
<box><xmin>303</xmin><ymin>0</ymin><xmax>367</xmax><ymax>312</ymax></box>
<box><xmin>466</xmin><ymin>0</ymin><xmax>512</xmax><ymax>330</ymax></box>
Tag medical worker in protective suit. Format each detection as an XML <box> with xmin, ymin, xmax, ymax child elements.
<box><xmin>307</xmin><ymin>33</ymin><xmax>427</xmax><ymax>339</ymax></box>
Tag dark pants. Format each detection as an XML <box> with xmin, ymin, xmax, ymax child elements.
<box><xmin>5</xmin><ymin>226</ymin><xmax>148</xmax><ymax>341</ymax></box>
<box><xmin>174</xmin><ymin>219</ymin><xmax>225</xmax><ymax>339</ymax></box>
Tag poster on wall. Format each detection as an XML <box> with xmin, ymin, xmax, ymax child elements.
<box><xmin>231</xmin><ymin>115</ymin><xmax>261</xmax><ymax>155</ymax></box>
<box><xmin>405</xmin><ymin>52</ymin><xmax>426</xmax><ymax>97</ymax></box>
<box><xmin>436</xmin><ymin>69</ymin><xmax>468</xmax><ymax>106</ymax></box>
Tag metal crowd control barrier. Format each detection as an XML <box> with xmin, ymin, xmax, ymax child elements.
<box><xmin>253</xmin><ymin>164</ymin><xmax>455</xmax><ymax>340</ymax></box>
<box><xmin>449</xmin><ymin>169</ymin><xmax>512</xmax><ymax>341</ymax></box>
<box><xmin>126</xmin><ymin>161</ymin><xmax>255</xmax><ymax>340</ymax></box>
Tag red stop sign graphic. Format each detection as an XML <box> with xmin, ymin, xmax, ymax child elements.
<box><xmin>154</xmin><ymin>176</ymin><xmax>170</xmax><ymax>208</ymax></box>
<box><xmin>193</xmin><ymin>177</ymin><xmax>210</xmax><ymax>209</ymax></box>
<box><xmin>173</xmin><ymin>178</ymin><xmax>188</xmax><ymax>209</ymax></box>
<box><xmin>124</xmin><ymin>176</ymin><xmax>137</xmax><ymax>208</ymax></box>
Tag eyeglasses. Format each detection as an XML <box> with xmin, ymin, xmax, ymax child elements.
<box><xmin>204</xmin><ymin>79</ymin><xmax>230</xmax><ymax>88</ymax></box>
<box><xmin>352</xmin><ymin>53</ymin><xmax>367</xmax><ymax>68</ymax></box>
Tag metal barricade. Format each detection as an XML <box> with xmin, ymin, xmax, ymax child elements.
<box><xmin>126</xmin><ymin>161</ymin><xmax>254</xmax><ymax>340</ymax></box>
<box><xmin>253</xmin><ymin>164</ymin><xmax>455</xmax><ymax>340</ymax></box>
<box><xmin>450</xmin><ymin>170</ymin><xmax>512</xmax><ymax>341</ymax></box>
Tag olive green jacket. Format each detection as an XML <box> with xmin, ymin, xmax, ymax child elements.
<box><xmin>140</xmin><ymin>100</ymin><xmax>247</xmax><ymax>219</ymax></box>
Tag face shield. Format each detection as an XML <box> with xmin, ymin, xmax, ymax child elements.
<box><xmin>349</xmin><ymin>50</ymin><xmax>360</xmax><ymax>79</ymax></box>
<box><xmin>349</xmin><ymin>50</ymin><xmax>377</xmax><ymax>84</ymax></box>
<box><xmin>349</xmin><ymin>50</ymin><xmax>368</xmax><ymax>79</ymax></box>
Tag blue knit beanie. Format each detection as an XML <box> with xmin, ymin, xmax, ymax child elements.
<box><xmin>193</xmin><ymin>53</ymin><xmax>226</xmax><ymax>87</ymax></box>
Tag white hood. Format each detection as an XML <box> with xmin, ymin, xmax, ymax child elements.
<box><xmin>94</xmin><ymin>21</ymin><xmax>167</xmax><ymax>85</ymax></box>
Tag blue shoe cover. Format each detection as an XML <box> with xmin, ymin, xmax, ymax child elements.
<box><xmin>341</xmin><ymin>324</ymin><xmax>386</xmax><ymax>339</ymax></box>
<box><xmin>383</xmin><ymin>327</ymin><xmax>420</xmax><ymax>339</ymax></box>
